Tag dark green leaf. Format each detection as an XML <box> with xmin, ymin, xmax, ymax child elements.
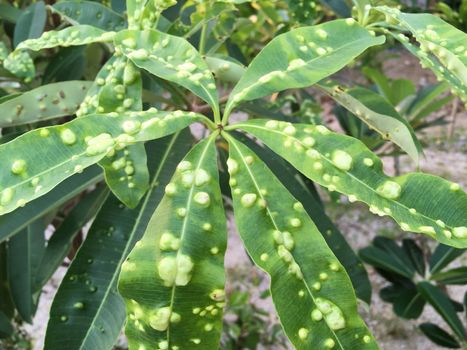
<box><xmin>419</xmin><ymin>323</ymin><xmax>461</xmax><ymax>348</ymax></box>
<box><xmin>402</xmin><ymin>239</ymin><xmax>426</xmax><ymax>276</ymax></box>
<box><xmin>13</xmin><ymin>1</ymin><xmax>47</xmax><ymax>47</ymax></box>
<box><xmin>431</xmin><ymin>267</ymin><xmax>467</xmax><ymax>285</ymax></box>
<box><xmin>430</xmin><ymin>245</ymin><xmax>465</xmax><ymax>274</ymax></box>
<box><xmin>417</xmin><ymin>281</ymin><xmax>466</xmax><ymax>339</ymax></box>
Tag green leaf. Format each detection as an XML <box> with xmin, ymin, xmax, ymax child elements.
<box><xmin>34</xmin><ymin>186</ymin><xmax>109</xmax><ymax>289</ymax></box>
<box><xmin>114</xmin><ymin>29</ymin><xmax>220</xmax><ymax>118</ymax></box>
<box><xmin>402</xmin><ymin>239</ymin><xmax>426</xmax><ymax>276</ymax></box>
<box><xmin>419</xmin><ymin>323</ymin><xmax>461</xmax><ymax>349</ymax></box>
<box><xmin>224</xmin><ymin>133</ymin><xmax>376</xmax><ymax>350</ymax></box>
<box><xmin>417</xmin><ymin>281</ymin><xmax>466</xmax><ymax>339</ymax></box>
<box><xmin>359</xmin><ymin>246</ymin><xmax>414</xmax><ymax>278</ymax></box>
<box><xmin>16</xmin><ymin>25</ymin><xmax>115</xmax><ymax>52</ymax></box>
<box><xmin>91</xmin><ymin>57</ymin><xmax>149</xmax><ymax>208</ymax></box>
<box><xmin>119</xmin><ymin>136</ymin><xmax>228</xmax><ymax>350</ymax></box>
<box><xmin>431</xmin><ymin>267</ymin><xmax>467</xmax><ymax>285</ymax></box>
<box><xmin>377</xmin><ymin>7</ymin><xmax>467</xmax><ymax>103</ymax></box>
<box><xmin>233</xmin><ymin>119</ymin><xmax>467</xmax><ymax>248</ymax></box>
<box><xmin>318</xmin><ymin>83</ymin><xmax>423</xmax><ymax>163</ymax></box>
<box><xmin>3</xmin><ymin>50</ymin><xmax>35</xmax><ymax>82</ymax></box>
<box><xmin>52</xmin><ymin>1</ymin><xmax>126</xmax><ymax>31</ymax></box>
<box><xmin>7</xmin><ymin>219</ymin><xmax>45</xmax><ymax>322</ymax></box>
<box><xmin>0</xmin><ymin>166</ymin><xmax>102</xmax><ymax>243</ymax></box>
<box><xmin>45</xmin><ymin>132</ymin><xmax>193</xmax><ymax>350</ymax></box>
<box><xmin>237</xmin><ymin>134</ymin><xmax>372</xmax><ymax>304</ymax></box>
<box><xmin>0</xmin><ymin>3</ymin><xmax>21</xmax><ymax>23</ymax></box>
<box><xmin>0</xmin><ymin>81</ymin><xmax>92</xmax><ymax>127</ymax></box>
<box><xmin>429</xmin><ymin>245</ymin><xmax>465</xmax><ymax>274</ymax></box>
<box><xmin>0</xmin><ymin>110</ymin><xmax>201</xmax><ymax>215</ymax></box>
<box><xmin>13</xmin><ymin>1</ymin><xmax>47</xmax><ymax>47</ymax></box>
<box><xmin>205</xmin><ymin>55</ymin><xmax>246</xmax><ymax>83</ymax></box>
<box><xmin>223</xmin><ymin>19</ymin><xmax>385</xmax><ymax>117</ymax></box>
<box><xmin>392</xmin><ymin>288</ymin><xmax>425</xmax><ymax>319</ymax></box>
<box><xmin>0</xmin><ymin>311</ymin><xmax>13</xmax><ymax>338</ymax></box>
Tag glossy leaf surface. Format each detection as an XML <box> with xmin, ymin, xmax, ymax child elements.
<box><xmin>52</xmin><ymin>1</ymin><xmax>126</xmax><ymax>31</ymax></box>
<box><xmin>119</xmin><ymin>136</ymin><xmax>228</xmax><ymax>350</ymax></box>
<box><xmin>17</xmin><ymin>25</ymin><xmax>114</xmax><ymax>51</ymax></box>
<box><xmin>235</xmin><ymin>119</ymin><xmax>467</xmax><ymax>248</ymax></box>
<box><xmin>45</xmin><ymin>132</ymin><xmax>192</xmax><ymax>350</ymax></box>
<box><xmin>224</xmin><ymin>19</ymin><xmax>385</xmax><ymax>116</ymax></box>
<box><xmin>0</xmin><ymin>81</ymin><xmax>92</xmax><ymax>127</ymax></box>
<box><xmin>115</xmin><ymin>29</ymin><xmax>220</xmax><ymax>117</ymax></box>
<box><xmin>318</xmin><ymin>83</ymin><xmax>423</xmax><ymax>163</ymax></box>
<box><xmin>225</xmin><ymin>134</ymin><xmax>376</xmax><ymax>350</ymax></box>
<box><xmin>0</xmin><ymin>110</ymin><xmax>201</xmax><ymax>215</ymax></box>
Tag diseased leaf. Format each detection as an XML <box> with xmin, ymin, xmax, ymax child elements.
<box><xmin>234</xmin><ymin>119</ymin><xmax>467</xmax><ymax>248</ymax></box>
<box><xmin>115</xmin><ymin>29</ymin><xmax>220</xmax><ymax>118</ymax></box>
<box><xmin>45</xmin><ymin>131</ymin><xmax>192</xmax><ymax>350</ymax></box>
<box><xmin>0</xmin><ymin>166</ymin><xmax>102</xmax><ymax>243</ymax></box>
<box><xmin>119</xmin><ymin>136</ymin><xmax>227</xmax><ymax>350</ymax></box>
<box><xmin>0</xmin><ymin>110</ymin><xmax>201</xmax><ymax>215</ymax></box>
<box><xmin>0</xmin><ymin>81</ymin><xmax>92</xmax><ymax>127</ymax></box>
<box><xmin>419</xmin><ymin>323</ymin><xmax>461</xmax><ymax>349</ymax></box>
<box><xmin>417</xmin><ymin>281</ymin><xmax>466</xmax><ymax>339</ymax></box>
<box><xmin>13</xmin><ymin>1</ymin><xmax>47</xmax><ymax>47</ymax></box>
<box><xmin>377</xmin><ymin>7</ymin><xmax>467</xmax><ymax>103</ymax></box>
<box><xmin>17</xmin><ymin>25</ymin><xmax>115</xmax><ymax>52</ymax></box>
<box><xmin>318</xmin><ymin>83</ymin><xmax>423</xmax><ymax>163</ymax></box>
<box><xmin>52</xmin><ymin>1</ymin><xmax>127</xmax><ymax>31</ymax></box>
<box><xmin>224</xmin><ymin>19</ymin><xmax>385</xmax><ymax>116</ymax></box>
<box><xmin>3</xmin><ymin>50</ymin><xmax>35</xmax><ymax>82</ymax></box>
<box><xmin>224</xmin><ymin>133</ymin><xmax>376</xmax><ymax>350</ymax></box>
<box><xmin>237</xmin><ymin>134</ymin><xmax>372</xmax><ymax>304</ymax></box>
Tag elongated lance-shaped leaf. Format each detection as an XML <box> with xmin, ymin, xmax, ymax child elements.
<box><xmin>52</xmin><ymin>1</ymin><xmax>126</xmax><ymax>31</ymax></box>
<box><xmin>114</xmin><ymin>29</ymin><xmax>220</xmax><ymax>120</ymax></box>
<box><xmin>119</xmin><ymin>136</ymin><xmax>227</xmax><ymax>350</ymax></box>
<box><xmin>0</xmin><ymin>166</ymin><xmax>102</xmax><ymax>243</ymax></box>
<box><xmin>376</xmin><ymin>7</ymin><xmax>467</xmax><ymax>103</ymax></box>
<box><xmin>224</xmin><ymin>133</ymin><xmax>376</xmax><ymax>349</ymax></box>
<box><xmin>89</xmin><ymin>56</ymin><xmax>149</xmax><ymax>208</ymax></box>
<box><xmin>318</xmin><ymin>82</ymin><xmax>423</xmax><ymax>164</ymax></box>
<box><xmin>7</xmin><ymin>218</ymin><xmax>45</xmax><ymax>322</ymax></box>
<box><xmin>45</xmin><ymin>131</ymin><xmax>193</xmax><ymax>350</ymax></box>
<box><xmin>233</xmin><ymin>119</ymin><xmax>467</xmax><ymax>248</ymax></box>
<box><xmin>0</xmin><ymin>81</ymin><xmax>92</xmax><ymax>127</ymax></box>
<box><xmin>16</xmin><ymin>25</ymin><xmax>115</xmax><ymax>52</ymax></box>
<box><xmin>34</xmin><ymin>186</ymin><xmax>109</xmax><ymax>289</ymax></box>
<box><xmin>13</xmin><ymin>1</ymin><xmax>46</xmax><ymax>47</ymax></box>
<box><xmin>0</xmin><ymin>110</ymin><xmax>202</xmax><ymax>215</ymax></box>
<box><xmin>236</xmin><ymin>134</ymin><xmax>372</xmax><ymax>304</ymax></box>
<box><xmin>223</xmin><ymin>19</ymin><xmax>385</xmax><ymax>118</ymax></box>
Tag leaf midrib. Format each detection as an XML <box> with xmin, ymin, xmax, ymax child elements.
<box><xmin>236</xmin><ymin>123</ymin><xmax>450</xmax><ymax>233</ymax></box>
<box><xmin>166</xmin><ymin>135</ymin><xmax>215</xmax><ymax>346</ymax></box>
<box><xmin>226</xmin><ymin>135</ymin><xmax>345</xmax><ymax>350</ymax></box>
<box><xmin>78</xmin><ymin>132</ymin><xmax>183</xmax><ymax>349</ymax></box>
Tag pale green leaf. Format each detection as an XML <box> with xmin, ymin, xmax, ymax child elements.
<box><xmin>114</xmin><ymin>29</ymin><xmax>220</xmax><ymax>118</ymax></box>
<box><xmin>205</xmin><ymin>55</ymin><xmax>246</xmax><ymax>83</ymax></box>
<box><xmin>119</xmin><ymin>136</ymin><xmax>227</xmax><ymax>350</ymax></box>
<box><xmin>224</xmin><ymin>133</ymin><xmax>376</xmax><ymax>349</ymax></box>
<box><xmin>233</xmin><ymin>119</ymin><xmax>467</xmax><ymax>248</ymax></box>
<box><xmin>224</xmin><ymin>19</ymin><xmax>385</xmax><ymax>117</ymax></box>
<box><xmin>376</xmin><ymin>7</ymin><xmax>467</xmax><ymax>103</ymax></box>
<box><xmin>52</xmin><ymin>1</ymin><xmax>126</xmax><ymax>31</ymax></box>
<box><xmin>44</xmin><ymin>131</ymin><xmax>192</xmax><ymax>350</ymax></box>
<box><xmin>318</xmin><ymin>83</ymin><xmax>423</xmax><ymax>163</ymax></box>
<box><xmin>0</xmin><ymin>110</ymin><xmax>201</xmax><ymax>215</ymax></box>
<box><xmin>0</xmin><ymin>81</ymin><xmax>92</xmax><ymax>127</ymax></box>
<box><xmin>16</xmin><ymin>25</ymin><xmax>115</xmax><ymax>51</ymax></box>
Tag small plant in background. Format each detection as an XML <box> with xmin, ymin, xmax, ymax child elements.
<box><xmin>360</xmin><ymin>237</ymin><xmax>467</xmax><ymax>349</ymax></box>
<box><xmin>0</xmin><ymin>0</ymin><xmax>465</xmax><ymax>349</ymax></box>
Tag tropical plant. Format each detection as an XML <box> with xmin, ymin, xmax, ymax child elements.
<box><xmin>360</xmin><ymin>237</ymin><xmax>466</xmax><ymax>349</ymax></box>
<box><xmin>0</xmin><ymin>0</ymin><xmax>466</xmax><ymax>349</ymax></box>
